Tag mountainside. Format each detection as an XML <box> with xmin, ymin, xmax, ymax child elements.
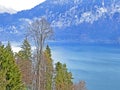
<box><xmin>0</xmin><ymin>5</ymin><xmax>16</xmax><ymax>14</ymax></box>
<box><xmin>0</xmin><ymin>0</ymin><xmax>120</xmax><ymax>44</ymax></box>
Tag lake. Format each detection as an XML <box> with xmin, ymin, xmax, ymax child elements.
<box><xmin>50</xmin><ymin>42</ymin><xmax>120</xmax><ymax>90</ymax></box>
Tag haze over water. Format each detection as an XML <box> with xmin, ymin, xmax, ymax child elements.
<box><xmin>50</xmin><ymin>42</ymin><xmax>120</xmax><ymax>90</ymax></box>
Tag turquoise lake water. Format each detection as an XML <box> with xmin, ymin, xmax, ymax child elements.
<box><xmin>50</xmin><ymin>42</ymin><xmax>120</xmax><ymax>90</ymax></box>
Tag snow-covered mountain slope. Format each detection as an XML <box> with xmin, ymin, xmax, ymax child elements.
<box><xmin>0</xmin><ymin>0</ymin><xmax>120</xmax><ymax>43</ymax></box>
<box><xmin>0</xmin><ymin>5</ymin><xmax>16</xmax><ymax>14</ymax></box>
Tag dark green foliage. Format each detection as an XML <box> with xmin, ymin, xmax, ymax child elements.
<box><xmin>44</xmin><ymin>45</ymin><xmax>53</xmax><ymax>90</ymax></box>
<box><xmin>0</xmin><ymin>43</ymin><xmax>25</xmax><ymax>90</ymax></box>
<box><xmin>15</xmin><ymin>38</ymin><xmax>32</xmax><ymax>89</ymax></box>
<box><xmin>6</xmin><ymin>41</ymin><xmax>13</xmax><ymax>55</ymax></box>
<box><xmin>45</xmin><ymin>45</ymin><xmax>51</xmax><ymax>57</ymax></box>
<box><xmin>18</xmin><ymin>38</ymin><xmax>31</xmax><ymax>60</ymax></box>
<box><xmin>54</xmin><ymin>62</ymin><xmax>73</xmax><ymax>90</ymax></box>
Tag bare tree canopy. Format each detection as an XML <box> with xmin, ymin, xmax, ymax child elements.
<box><xmin>27</xmin><ymin>17</ymin><xmax>53</xmax><ymax>51</ymax></box>
<box><xmin>27</xmin><ymin>17</ymin><xmax>53</xmax><ymax>90</ymax></box>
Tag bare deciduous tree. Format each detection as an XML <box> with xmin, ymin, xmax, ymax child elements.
<box><xmin>27</xmin><ymin>17</ymin><xmax>53</xmax><ymax>90</ymax></box>
<box><xmin>73</xmin><ymin>81</ymin><xmax>87</xmax><ymax>90</ymax></box>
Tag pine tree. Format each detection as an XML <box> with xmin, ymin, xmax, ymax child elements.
<box><xmin>18</xmin><ymin>38</ymin><xmax>31</xmax><ymax>60</ymax></box>
<box><xmin>45</xmin><ymin>45</ymin><xmax>51</xmax><ymax>57</ymax></box>
<box><xmin>0</xmin><ymin>45</ymin><xmax>7</xmax><ymax>90</ymax></box>
<box><xmin>6</xmin><ymin>41</ymin><xmax>13</xmax><ymax>55</ymax></box>
<box><xmin>44</xmin><ymin>45</ymin><xmax>53</xmax><ymax>90</ymax></box>
<box><xmin>15</xmin><ymin>38</ymin><xmax>32</xmax><ymax>89</ymax></box>
<box><xmin>54</xmin><ymin>62</ymin><xmax>73</xmax><ymax>90</ymax></box>
<box><xmin>0</xmin><ymin>43</ymin><xmax>25</xmax><ymax>90</ymax></box>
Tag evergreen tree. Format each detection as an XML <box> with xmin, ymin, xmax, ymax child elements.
<box><xmin>44</xmin><ymin>45</ymin><xmax>53</xmax><ymax>90</ymax></box>
<box><xmin>54</xmin><ymin>62</ymin><xmax>73</xmax><ymax>90</ymax></box>
<box><xmin>6</xmin><ymin>41</ymin><xmax>13</xmax><ymax>55</ymax></box>
<box><xmin>15</xmin><ymin>38</ymin><xmax>32</xmax><ymax>89</ymax></box>
<box><xmin>45</xmin><ymin>45</ymin><xmax>51</xmax><ymax>57</ymax></box>
<box><xmin>18</xmin><ymin>38</ymin><xmax>31</xmax><ymax>60</ymax></box>
<box><xmin>0</xmin><ymin>44</ymin><xmax>25</xmax><ymax>90</ymax></box>
<box><xmin>0</xmin><ymin>45</ymin><xmax>7</xmax><ymax>90</ymax></box>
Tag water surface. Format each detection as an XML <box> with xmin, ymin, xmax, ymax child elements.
<box><xmin>50</xmin><ymin>42</ymin><xmax>120</xmax><ymax>90</ymax></box>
